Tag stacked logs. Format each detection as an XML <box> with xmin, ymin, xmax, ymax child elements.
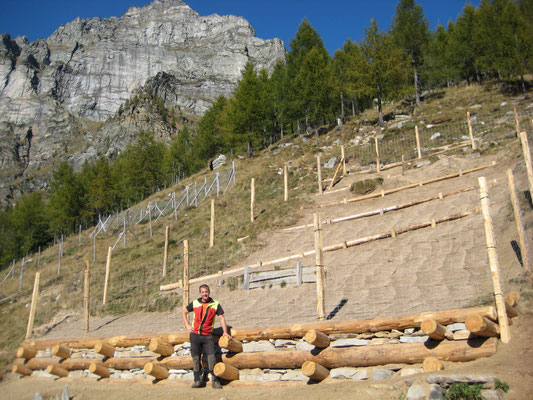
<box><xmin>12</xmin><ymin>300</ymin><xmax>519</xmax><ymax>384</ymax></box>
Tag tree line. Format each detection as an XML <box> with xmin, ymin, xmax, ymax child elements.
<box><xmin>1</xmin><ymin>0</ymin><xmax>532</xmax><ymax>270</ymax></box>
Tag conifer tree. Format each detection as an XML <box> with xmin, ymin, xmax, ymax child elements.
<box><xmin>391</xmin><ymin>0</ymin><xmax>430</xmax><ymax>107</ymax></box>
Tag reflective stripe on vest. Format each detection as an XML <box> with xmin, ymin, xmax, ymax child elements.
<box><xmin>192</xmin><ymin>299</ymin><xmax>219</xmax><ymax>335</ymax></box>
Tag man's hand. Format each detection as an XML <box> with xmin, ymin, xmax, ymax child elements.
<box><xmin>186</xmin><ymin>325</ymin><xmax>194</xmax><ymax>334</ymax></box>
<box><xmin>222</xmin><ymin>332</ymin><xmax>232</xmax><ymax>340</ymax></box>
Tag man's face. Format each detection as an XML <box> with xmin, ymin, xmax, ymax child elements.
<box><xmin>200</xmin><ymin>287</ymin><xmax>210</xmax><ymax>302</ymax></box>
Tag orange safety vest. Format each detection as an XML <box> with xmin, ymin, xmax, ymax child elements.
<box><xmin>192</xmin><ymin>298</ymin><xmax>220</xmax><ymax>335</ymax></box>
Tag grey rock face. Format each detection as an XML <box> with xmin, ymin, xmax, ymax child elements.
<box><xmin>0</xmin><ymin>0</ymin><xmax>285</xmax><ymax>203</ymax></box>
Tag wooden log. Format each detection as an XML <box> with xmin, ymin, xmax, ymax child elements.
<box><xmin>84</xmin><ymin>259</ymin><xmax>90</xmax><ymax>334</ymax></box>
<box><xmin>507</xmin><ymin>169</ymin><xmax>531</xmax><ymax>271</ymax></box>
<box><xmin>94</xmin><ymin>341</ymin><xmax>115</xmax><ymax>358</ymax></box>
<box><xmin>163</xmin><ymin>226</ymin><xmax>170</xmax><ymax>277</ymax></box>
<box><xmin>423</xmin><ymin>357</ymin><xmax>444</xmax><ymax>372</ymax></box>
<box><xmin>218</xmin><ymin>336</ymin><xmax>243</xmax><ymax>353</ymax></box>
<box><xmin>46</xmin><ymin>364</ymin><xmax>69</xmax><ymax>378</ymax></box>
<box><xmin>284</xmin><ymin>165</ymin><xmax>289</xmax><ymax>201</ymax></box>
<box><xmin>89</xmin><ymin>363</ymin><xmax>110</xmax><ymax>378</ymax></box>
<box><xmin>341</xmin><ymin>145</ymin><xmax>346</xmax><ymax>175</ymax></box>
<box><xmin>415</xmin><ymin>126</ymin><xmax>422</xmax><ymax>159</ymax></box>
<box><xmin>420</xmin><ymin>319</ymin><xmax>447</xmax><ymax>341</ymax></box>
<box><xmin>210</xmin><ymin>199</ymin><xmax>215</xmax><ymax>248</ymax></box>
<box><xmin>520</xmin><ymin>131</ymin><xmax>533</xmax><ymax>204</ymax></box>
<box><xmin>25</xmin><ymin>272</ymin><xmax>40</xmax><ymax>339</ymax></box>
<box><xmin>465</xmin><ymin>315</ymin><xmax>500</xmax><ymax>338</ymax></box>
<box><xmin>144</xmin><ymin>362</ymin><xmax>169</xmax><ymax>380</ymax></box>
<box><xmin>103</xmin><ymin>247</ymin><xmax>112</xmax><ymax>305</ymax></box>
<box><xmin>214</xmin><ymin>362</ymin><xmax>239</xmax><ymax>381</ymax></box>
<box><xmin>51</xmin><ymin>344</ymin><xmax>71</xmax><ymax>359</ymax></box>
<box><xmin>327</xmin><ymin>157</ymin><xmax>344</xmax><ymax>191</ymax></box>
<box><xmin>12</xmin><ymin>364</ymin><xmax>32</xmax><ymax>376</ymax></box>
<box><xmin>148</xmin><ymin>338</ymin><xmax>174</xmax><ymax>356</ymax></box>
<box><xmin>16</xmin><ymin>346</ymin><xmax>37</xmax><ymax>360</ymax></box>
<box><xmin>467</xmin><ymin>112</ymin><xmax>477</xmax><ymax>150</ymax></box>
<box><xmin>505</xmin><ymin>291</ymin><xmax>520</xmax><ymax>307</ymax></box>
<box><xmin>479</xmin><ymin>177</ymin><xmax>510</xmax><ymax>343</ymax></box>
<box><xmin>250</xmin><ymin>178</ymin><xmax>256</xmax><ymax>221</ymax></box>
<box><xmin>317</xmin><ymin>156</ymin><xmax>323</xmax><ymax>195</ymax></box>
<box><xmin>168</xmin><ymin>332</ymin><xmax>190</xmax><ymax>345</ymax></box>
<box><xmin>314</xmin><ymin>213</ymin><xmax>326</xmax><ymax>320</ymax></box>
<box><xmin>303</xmin><ymin>329</ymin><xmax>330</xmax><ymax>348</ymax></box>
<box><xmin>302</xmin><ymin>361</ymin><xmax>329</xmax><ymax>381</ymax></box>
<box><xmin>505</xmin><ymin>301</ymin><xmax>518</xmax><ymax>318</ymax></box>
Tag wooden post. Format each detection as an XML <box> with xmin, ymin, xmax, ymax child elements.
<box><xmin>89</xmin><ymin>363</ymin><xmax>110</xmax><ymax>378</ymax></box>
<box><xmin>37</xmin><ymin>247</ymin><xmax>41</xmax><ymax>269</ymax></box>
<box><xmin>296</xmin><ymin>261</ymin><xmax>302</xmax><ymax>286</ymax></box>
<box><xmin>163</xmin><ymin>226</ymin><xmax>170</xmax><ymax>277</ymax></box>
<box><xmin>341</xmin><ymin>145</ymin><xmax>346</xmax><ymax>175</ymax></box>
<box><xmin>327</xmin><ymin>158</ymin><xmax>344</xmax><ymax>191</ymax></box>
<box><xmin>250</xmin><ymin>178</ymin><xmax>255</xmax><ymax>222</ymax></box>
<box><xmin>519</xmin><ymin>131</ymin><xmax>533</xmax><ymax>197</ymax></box>
<box><xmin>302</xmin><ymin>361</ymin><xmax>329</xmax><ymax>381</ymax></box>
<box><xmin>25</xmin><ymin>272</ymin><xmax>40</xmax><ymax>339</ymax></box>
<box><xmin>214</xmin><ymin>362</ymin><xmax>239</xmax><ymax>381</ymax></box>
<box><xmin>507</xmin><ymin>169</ymin><xmax>530</xmax><ymax>271</ymax></box>
<box><xmin>467</xmin><ymin>112</ymin><xmax>477</xmax><ymax>150</ymax></box>
<box><xmin>148</xmin><ymin>207</ymin><xmax>153</xmax><ymax>237</ymax></box>
<box><xmin>144</xmin><ymin>362</ymin><xmax>169</xmax><ymax>380</ymax></box>
<box><xmin>415</xmin><ymin>126</ymin><xmax>422</xmax><ymax>159</ymax></box>
<box><xmin>93</xmin><ymin>234</ymin><xmax>96</xmax><ymax>262</ymax></box>
<box><xmin>94</xmin><ymin>342</ymin><xmax>115</xmax><ymax>358</ymax></box>
<box><xmin>478</xmin><ymin>177</ymin><xmax>510</xmax><ymax>343</ymax></box>
<box><xmin>183</xmin><ymin>240</ymin><xmax>190</xmax><ymax>324</ymax></box>
<box><xmin>314</xmin><ymin>213</ymin><xmax>326</xmax><ymax>320</ymax></box>
<box><xmin>375</xmin><ymin>137</ymin><xmax>380</xmax><ymax>172</ymax></box>
<box><xmin>303</xmin><ymin>329</ymin><xmax>330</xmax><ymax>348</ymax></box>
<box><xmin>102</xmin><ymin>247</ymin><xmax>112</xmax><ymax>305</ymax></box>
<box><xmin>243</xmin><ymin>267</ymin><xmax>250</xmax><ymax>290</ymax></box>
<box><xmin>219</xmin><ymin>336</ymin><xmax>244</xmax><ymax>353</ymax></box>
<box><xmin>317</xmin><ymin>156</ymin><xmax>323</xmax><ymax>194</ymax></box>
<box><xmin>514</xmin><ymin>105</ymin><xmax>520</xmax><ymax>137</ymax></box>
<box><xmin>19</xmin><ymin>258</ymin><xmax>24</xmax><ymax>292</ymax></box>
<box><xmin>78</xmin><ymin>225</ymin><xmax>82</xmax><ymax>246</ymax></box>
<box><xmin>57</xmin><ymin>242</ymin><xmax>61</xmax><ymax>275</ymax></box>
<box><xmin>284</xmin><ymin>165</ymin><xmax>289</xmax><ymax>202</ymax></box>
<box><xmin>210</xmin><ymin>199</ymin><xmax>215</xmax><ymax>248</ymax></box>
<box><xmin>123</xmin><ymin>217</ymin><xmax>126</xmax><ymax>248</ymax></box>
<box><xmin>84</xmin><ymin>259</ymin><xmax>90</xmax><ymax>335</ymax></box>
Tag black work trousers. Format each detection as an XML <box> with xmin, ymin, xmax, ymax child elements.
<box><xmin>190</xmin><ymin>333</ymin><xmax>216</xmax><ymax>373</ymax></box>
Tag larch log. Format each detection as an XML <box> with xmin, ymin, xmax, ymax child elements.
<box><xmin>12</xmin><ymin>364</ymin><xmax>32</xmax><ymax>376</ymax></box>
<box><xmin>218</xmin><ymin>336</ymin><xmax>243</xmax><ymax>353</ymax></box>
<box><xmin>423</xmin><ymin>357</ymin><xmax>444</xmax><ymax>372</ymax></box>
<box><xmin>303</xmin><ymin>330</ymin><xmax>330</xmax><ymax>348</ymax></box>
<box><xmin>420</xmin><ymin>319</ymin><xmax>447</xmax><ymax>341</ymax></box>
<box><xmin>89</xmin><ymin>363</ymin><xmax>110</xmax><ymax>378</ymax></box>
<box><xmin>213</xmin><ymin>362</ymin><xmax>239</xmax><ymax>381</ymax></box>
<box><xmin>46</xmin><ymin>364</ymin><xmax>69</xmax><ymax>377</ymax></box>
<box><xmin>302</xmin><ymin>361</ymin><xmax>329</xmax><ymax>381</ymax></box>
<box><xmin>94</xmin><ymin>341</ymin><xmax>115</xmax><ymax>358</ymax></box>
<box><xmin>465</xmin><ymin>315</ymin><xmax>500</xmax><ymax>338</ymax></box>
<box><xmin>51</xmin><ymin>345</ymin><xmax>70</xmax><ymax>359</ymax></box>
<box><xmin>144</xmin><ymin>362</ymin><xmax>169</xmax><ymax>380</ymax></box>
<box><xmin>16</xmin><ymin>346</ymin><xmax>37</xmax><ymax>360</ymax></box>
<box><xmin>148</xmin><ymin>338</ymin><xmax>174</xmax><ymax>356</ymax></box>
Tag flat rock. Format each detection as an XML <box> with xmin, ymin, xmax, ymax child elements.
<box><xmin>295</xmin><ymin>341</ymin><xmax>315</xmax><ymax>351</ymax></box>
<box><xmin>447</xmin><ymin>322</ymin><xmax>466</xmax><ymax>332</ymax></box>
<box><xmin>426</xmin><ymin>375</ymin><xmax>495</xmax><ymax>384</ymax></box>
<box><xmin>372</xmin><ymin>369</ymin><xmax>394</xmax><ymax>380</ymax></box>
<box><xmin>243</xmin><ymin>341</ymin><xmax>275</xmax><ymax>353</ymax></box>
<box><xmin>280</xmin><ymin>370</ymin><xmax>307</xmax><ymax>381</ymax></box>
<box><xmin>400</xmin><ymin>336</ymin><xmax>429</xmax><ymax>343</ymax></box>
<box><xmin>274</xmin><ymin>339</ymin><xmax>296</xmax><ymax>347</ymax></box>
<box><xmin>480</xmin><ymin>389</ymin><xmax>504</xmax><ymax>400</ymax></box>
<box><xmin>400</xmin><ymin>368</ymin><xmax>423</xmax><ymax>377</ymax></box>
<box><xmin>429</xmin><ymin>384</ymin><xmax>443</xmax><ymax>399</ymax></box>
<box><xmin>407</xmin><ymin>384</ymin><xmax>427</xmax><ymax>400</ymax></box>
<box><xmin>331</xmin><ymin>338</ymin><xmax>370</xmax><ymax>347</ymax></box>
<box><xmin>330</xmin><ymin>367</ymin><xmax>358</xmax><ymax>379</ymax></box>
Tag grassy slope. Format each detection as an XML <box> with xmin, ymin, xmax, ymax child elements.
<box><xmin>0</xmin><ymin>82</ymin><xmax>532</xmax><ymax>377</ymax></box>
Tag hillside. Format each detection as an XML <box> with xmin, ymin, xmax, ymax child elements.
<box><xmin>1</xmin><ymin>82</ymin><xmax>533</xmax><ymax>398</ymax></box>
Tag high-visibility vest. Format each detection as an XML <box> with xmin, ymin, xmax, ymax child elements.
<box><xmin>192</xmin><ymin>298</ymin><xmax>220</xmax><ymax>335</ymax></box>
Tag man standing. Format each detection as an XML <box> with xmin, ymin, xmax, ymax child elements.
<box><xmin>182</xmin><ymin>284</ymin><xmax>231</xmax><ymax>389</ymax></box>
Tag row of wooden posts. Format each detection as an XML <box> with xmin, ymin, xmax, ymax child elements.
<box><xmin>15</xmin><ymin>300</ymin><xmax>520</xmax><ymax>381</ymax></box>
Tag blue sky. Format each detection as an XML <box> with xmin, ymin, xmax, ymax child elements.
<box><xmin>1</xmin><ymin>0</ymin><xmax>480</xmax><ymax>54</ymax></box>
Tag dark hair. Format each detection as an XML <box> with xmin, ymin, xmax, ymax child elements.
<box><xmin>199</xmin><ymin>284</ymin><xmax>210</xmax><ymax>292</ymax></box>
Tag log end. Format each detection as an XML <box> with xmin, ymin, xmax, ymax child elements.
<box><xmin>422</xmin><ymin>357</ymin><xmax>444</xmax><ymax>372</ymax></box>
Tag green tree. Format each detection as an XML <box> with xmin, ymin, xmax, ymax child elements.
<box><xmin>86</xmin><ymin>158</ymin><xmax>116</xmax><ymax>218</ymax></box>
<box><xmin>361</xmin><ymin>19</ymin><xmax>411</xmax><ymax>126</ymax></box>
<box><xmin>269</xmin><ymin>60</ymin><xmax>291</xmax><ymax>138</ymax></box>
<box><xmin>10</xmin><ymin>192</ymin><xmax>50</xmax><ymax>256</ymax></box>
<box><xmin>166</xmin><ymin>126</ymin><xmax>197</xmax><ymax>178</ymax></box>
<box><xmin>391</xmin><ymin>0</ymin><xmax>430</xmax><ymax>107</ymax></box>
<box><xmin>424</xmin><ymin>24</ymin><xmax>460</xmax><ymax>87</ymax></box>
<box><xmin>194</xmin><ymin>96</ymin><xmax>228</xmax><ymax>163</ymax></box>
<box><xmin>448</xmin><ymin>3</ymin><xmax>480</xmax><ymax>84</ymax></box>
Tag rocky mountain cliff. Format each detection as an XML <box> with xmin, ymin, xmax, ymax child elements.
<box><xmin>0</xmin><ymin>0</ymin><xmax>285</xmax><ymax>204</ymax></box>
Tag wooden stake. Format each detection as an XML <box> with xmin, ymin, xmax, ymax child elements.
<box><xmin>148</xmin><ymin>338</ymin><xmax>174</xmax><ymax>356</ymax></box>
<box><xmin>144</xmin><ymin>362</ymin><xmax>169</xmax><ymax>380</ymax></box>
<box><xmin>313</xmin><ymin>214</ymin><xmax>326</xmax><ymax>320</ymax></box>
<box><xmin>327</xmin><ymin>157</ymin><xmax>344</xmax><ymax>191</ymax></box>
<box><xmin>420</xmin><ymin>319</ymin><xmax>447</xmax><ymax>340</ymax></box>
<box><xmin>163</xmin><ymin>226</ymin><xmax>170</xmax><ymax>277</ymax></box>
<box><xmin>507</xmin><ymin>169</ymin><xmax>530</xmax><ymax>271</ymax></box>
<box><xmin>415</xmin><ymin>126</ymin><xmax>422</xmax><ymax>159</ymax></box>
<box><xmin>219</xmin><ymin>336</ymin><xmax>243</xmax><ymax>353</ymax></box>
<box><xmin>16</xmin><ymin>346</ymin><xmax>37</xmax><ymax>360</ymax></box>
<box><xmin>302</xmin><ymin>361</ymin><xmax>329</xmax><ymax>381</ymax></box>
<box><xmin>317</xmin><ymin>156</ymin><xmax>323</xmax><ymax>194</ymax></box>
<box><xmin>89</xmin><ymin>363</ymin><xmax>110</xmax><ymax>378</ymax></box>
<box><xmin>183</xmin><ymin>240</ymin><xmax>190</xmax><ymax>324</ymax></box>
<box><xmin>84</xmin><ymin>259</ymin><xmax>90</xmax><ymax>335</ymax></box>
<box><xmin>422</xmin><ymin>357</ymin><xmax>444</xmax><ymax>372</ymax></box>
<box><xmin>250</xmin><ymin>178</ymin><xmax>255</xmax><ymax>222</ymax></box>
<box><xmin>514</xmin><ymin>105</ymin><xmax>520</xmax><ymax>137</ymax></box>
<box><xmin>467</xmin><ymin>112</ymin><xmax>477</xmax><ymax>150</ymax></box>
<box><xmin>303</xmin><ymin>329</ymin><xmax>330</xmax><ymax>348</ymax></box>
<box><xmin>375</xmin><ymin>137</ymin><xmax>380</xmax><ymax>172</ymax></box>
<box><xmin>25</xmin><ymin>272</ymin><xmax>40</xmax><ymax>339</ymax></box>
<box><xmin>520</xmin><ymin>131</ymin><xmax>533</xmax><ymax>198</ymax></box>
<box><xmin>51</xmin><ymin>344</ymin><xmax>71</xmax><ymax>359</ymax></box>
<box><xmin>210</xmin><ymin>199</ymin><xmax>215</xmax><ymax>248</ymax></box>
<box><xmin>94</xmin><ymin>341</ymin><xmax>115</xmax><ymax>358</ymax></box>
<box><xmin>284</xmin><ymin>165</ymin><xmax>289</xmax><ymax>202</ymax></box>
<box><xmin>465</xmin><ymin>314</ymin><xmax>500</xmax><ymax>337</ymax></box>
<box><xmin>102</xmin><ymin>247</ymin><xmax>112</xmax><ymax>305</ymax></box>
<box><xmin>214</xmin><ymin>362</ymin><xmax>239</xmax><ymax>381</ymax></box>
<box><xmin>478</xmin><ymin>177</ymin><xmax>510</xmax><ymax>343</ymax></box>
<box><xmin>341</xmin><ymin>145</ymin><xmax>346</xmax><ymax>175</ymax></box>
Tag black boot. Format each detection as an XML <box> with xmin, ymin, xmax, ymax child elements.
<box><xmin>211</xmin><ymin>374</ymin><xmax>222</xmax><ymax>389</ymax></box>
<box><xmin>191</xmin><ymin>371</ymin><xmax>206</xmax><ymax>388</ymax></box>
